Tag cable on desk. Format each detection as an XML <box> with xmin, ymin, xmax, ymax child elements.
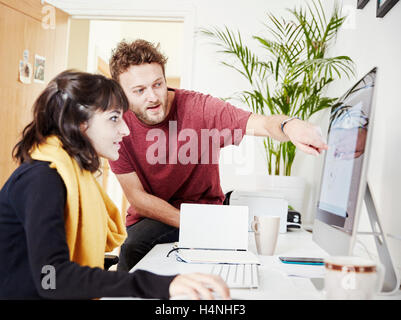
<box><xmin>166</xmin><ymin>247</ymin><xmax>191</xmax><ymax>257</ymax></box>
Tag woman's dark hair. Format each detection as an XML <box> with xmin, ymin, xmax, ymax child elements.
<box><xmin>13</xmin><ymin>70</ymin><xmax>129</xmax><ymax>172</ymax></box>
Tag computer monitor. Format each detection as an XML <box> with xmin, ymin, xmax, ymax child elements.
<box><xmin>312</xmin><ymin>67</ymin><xmax>399</xmax><ymax>293</ymax></box>
<box><xmin>313</xmin><ymin>67</ymin><xmax>376</xmax><ymax>255</ymax></box>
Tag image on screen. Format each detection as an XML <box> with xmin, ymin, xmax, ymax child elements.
<box><xmin>316</xmin><ymin>68</ymin><xmax>376</xmax><ymax>234</ymax></box>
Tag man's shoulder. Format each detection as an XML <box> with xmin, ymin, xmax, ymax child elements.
<box><xmin>174</xmin><ymin>88</ymin><xmax>222</xmax><ymax>109</ymax></box>
<box><xmin>175</xmin><ymin>88</ymin><xmax>208</xmax><ymax>99</ymax></box>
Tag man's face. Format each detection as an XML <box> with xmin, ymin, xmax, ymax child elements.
<box><xmin>119</xmin><ymin>63</ymin><xmax>169</xmax><ymax>125</ymax></box>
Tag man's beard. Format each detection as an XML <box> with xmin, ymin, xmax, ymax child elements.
<box><xmin>132</xmin><ymin>92</ymin><xmax>168</xmax><ymax>125</ymax></box>
<box><xmin>137</xmin><ymin>107</ymin><xmax>165</xmax><ymax>125</ymax></box>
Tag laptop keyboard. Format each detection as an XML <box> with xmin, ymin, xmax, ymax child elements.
<box><xmin>210</xmin><ymin>264</ymin><xmax>259</xmax><ymax>288</ymax></box>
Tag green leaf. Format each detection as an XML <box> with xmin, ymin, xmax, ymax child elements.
<box><xmin>199</xmin><ymin>0</ymin><xmax>355</xmax><ymax>176</ymax></box>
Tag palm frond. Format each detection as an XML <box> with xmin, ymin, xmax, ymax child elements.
<box><xmin>199</xmin><ymin>26</ymin><xmax>263</xmax><ymax>84</ymax></box>
<box><xmin>200</xmin><ymin>0</ymin><xmax>354</xmax><ymax>175</ymax></box>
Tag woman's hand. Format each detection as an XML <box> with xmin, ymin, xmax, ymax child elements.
<box><xmin>169</xmin><ymin>273</ymin><xmax>231</xmax><ymax>300</ymax></box>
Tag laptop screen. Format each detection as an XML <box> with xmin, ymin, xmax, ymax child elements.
<box><xmin>179</xmin><ymin>203</ymin><xmax>249</xmax><ymax>250</ymax></box>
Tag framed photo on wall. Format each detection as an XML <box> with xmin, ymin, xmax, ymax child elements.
<box><xmin>376</xmin><ymin>0</ymin><xmax>399</xmax><ymax>17</ymax></box>
<box><xmin>357</xmin><ymin>0</ymin><xmax>370</xmax><ymax>9</ymax></box>
<box><xmin>33</xmin><ymin>55</ymin><xmax>46</xmax><ymax>84</ymax></box>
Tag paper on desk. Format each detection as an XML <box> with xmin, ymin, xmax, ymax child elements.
<box><xmin>278</xmin><ymin>263</ymin><xmax>326</xmax><ymax>278</ymax></box>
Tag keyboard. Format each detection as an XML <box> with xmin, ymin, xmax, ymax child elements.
<box><xmin>210</xmin><ymin>264</ymin><xmax>259</xmax><ymax>288</ymax></box>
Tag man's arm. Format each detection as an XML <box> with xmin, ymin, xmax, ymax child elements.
<box><xmin>115</xmin><ymin>172</ymin><xmax>180</xmax><ymax>228</ymax></box>
<box><xmin>246</xmin><ymin>114</ymin><xmax>328</xmax><ymax>156</ymax></box>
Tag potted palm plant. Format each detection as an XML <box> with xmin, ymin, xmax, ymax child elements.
<box><xmin>200</xmin><ymin>0</ymin><xmax>355</xmax><ymax>213</ymax></box>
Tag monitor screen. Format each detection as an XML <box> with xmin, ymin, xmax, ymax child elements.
<box><xmin>316</xmin><ymin>68</ymin><xmax>376</xmax><ymax>234</ymax></box>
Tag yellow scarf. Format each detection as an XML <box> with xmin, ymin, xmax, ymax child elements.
<box><xmin>30</xmin><ymin>136</ymin><xmax>127</xmax><ymax>269</ymax></box>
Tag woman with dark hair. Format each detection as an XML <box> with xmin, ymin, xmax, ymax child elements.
<box><xmin>0</xmin><ymin>70</ymin><xmax>229</xmax><ymax>300</ymax></box>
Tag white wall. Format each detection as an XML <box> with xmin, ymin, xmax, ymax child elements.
<box><xmin>87</xmin><ymin>20</ymin><xmax>122</xmax><ymax>72</ymax></box>
<box><xmin>67</xmin><ymin>19</ymin><xmax>89</xmax><ymax>71</ymax></box>
<box><xmin>86</xmin><ymin>19</ymin><xmax>183</xmax><ymax>78</ymax></box>
<box><xmin>120</xmin><ymin>20</ymin><xmax>183</xmax><ymax>78</ymax></box>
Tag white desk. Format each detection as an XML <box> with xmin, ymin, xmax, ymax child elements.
<box><xmin>131</xmin><ymin>229</ymin><xmax>330</xmax><ymax>300</ymax></box>
<box><xmin>114</xmin><ymin>228</ymin><xmax>401</xmax><ymax>300</ymax></box>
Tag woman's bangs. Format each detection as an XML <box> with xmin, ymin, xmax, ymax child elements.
<box><xmin>95</xmin><ymin>80</ymin><xmax>129</xmax><ymax>113</ymax></box>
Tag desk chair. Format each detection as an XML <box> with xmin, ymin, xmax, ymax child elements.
<box><xmin>104</xmin><ymin>254</ymin><xmax>119</xmax><ymax>271</ymax></box>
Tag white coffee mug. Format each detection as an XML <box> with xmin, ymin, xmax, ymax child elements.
<box><xmin>324</xmin><ymin>256</ymin><xmax>384</xmax><ymax>300</ymax></box>
<box><xmin>251</xmin><ymin>216</ymin><xmax>280</xmax><ymax>256</ymax></box>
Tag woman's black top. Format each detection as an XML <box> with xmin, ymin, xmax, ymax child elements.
<box><xmin>0</xmin><ymin>160</ymin><xmax>175</xmax><ymax>299</ymax></box>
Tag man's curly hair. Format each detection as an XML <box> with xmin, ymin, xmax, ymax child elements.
<box><xmin>109</xmin><ymin>39</ymin><xmax>168</xmax><ymax>81</ymax></box>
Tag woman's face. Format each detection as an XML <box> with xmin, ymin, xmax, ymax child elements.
<box><xmin>83</xmin><ymin>108</ymin><xmax>129</xmax><ymax>161</ymax></box>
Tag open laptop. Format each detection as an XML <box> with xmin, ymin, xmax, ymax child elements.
<box><xmin>176</xmin><ymin>203</ymin><xmax>260</xmax><ymax>264</ymax></box>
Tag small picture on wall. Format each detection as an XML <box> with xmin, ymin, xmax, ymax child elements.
<box><xmin>377</xmin><ymin>0</ymin><xmax>399</xmax><ymax>17</ymax></box>
<box><xmin>34</xmin><ymin>54</ymin><xmax>46</xmax><ymax>83</ymax></box>
<box><xmin>19</xmin><ymin>60</ymin><xmax>32</xmax><ymax>84</ymax></box>
<box><xmin>19</xmin><ymin>49</ymin><xmax>32</xmax><ymax>84</ymax></box>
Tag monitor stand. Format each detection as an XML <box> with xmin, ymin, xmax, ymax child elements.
<box><xmin>310</xmin><ymin>277</ymin><xmax>325</xmax><ymax>291</ymax></box>
<box><xmin>358</xmin><ymin>182</ymin><xmax>400</xmax><ymax>294</ymax></box>
<box><xmin>310</xmin><ymin>182</ymin><xmax>400</xmax><ymax>294</ymax></box>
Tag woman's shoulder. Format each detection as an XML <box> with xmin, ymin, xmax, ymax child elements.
<box><xmin>15</xmin><ymin>160</ymin><xmax>58</xmax><ymax>178</ymax></box>
<box><xmin>1</xmin><ymin>160</ymin><xmax>66</xmax><ymax>210</ymax></box>
<box><xmin>7</xmin><ymin>160</ymin><xmax>65</xmax><ymax>191</ymax></box>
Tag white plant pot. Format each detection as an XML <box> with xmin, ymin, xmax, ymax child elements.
<box><xmin>259</xmin><ymin>175</ymin><xmax>307</xmax><ymax>213</ymax></box>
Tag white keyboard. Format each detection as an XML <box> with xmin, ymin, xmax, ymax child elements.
<box><xmin>210</xmin><ymin>264</ymin><xmax>259</xmax><ymax>288</ymax></box>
